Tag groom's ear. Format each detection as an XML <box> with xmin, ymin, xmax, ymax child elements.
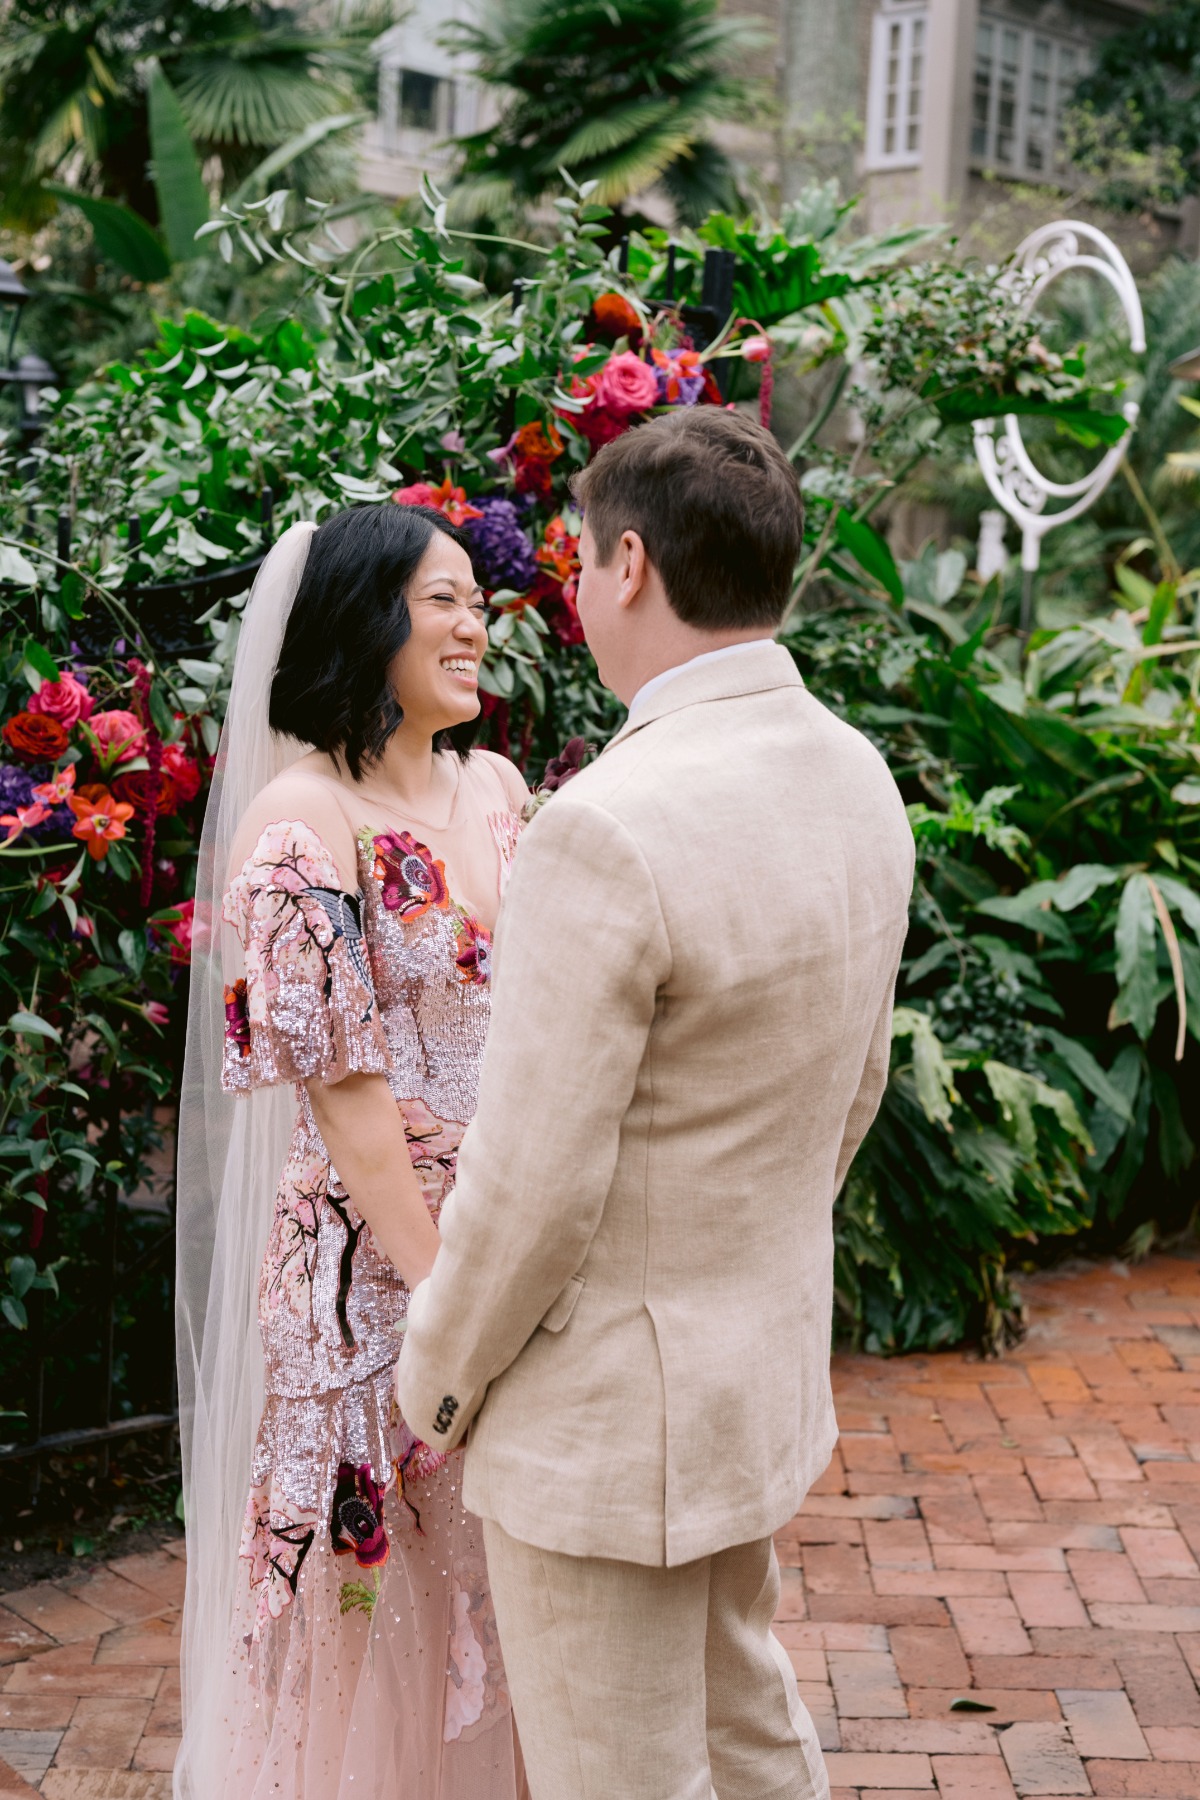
<box><xmin>615</xmin><ymin>530</ymin><xmax>648</xmax><ymax>611</ymax></box>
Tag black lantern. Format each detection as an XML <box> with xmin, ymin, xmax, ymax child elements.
<box><xmin>0</xmin><ymin>257</ymin><xmax>28</xmax><ymax>370</ymax></box>
<box><xmin>13</xmin><ymin>352</ymin><xmax>56</xmax><ymax>438</ymax></box>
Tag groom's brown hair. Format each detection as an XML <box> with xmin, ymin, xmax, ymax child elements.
<box><xmin>570</xmin><ymin>407</ymin><xmax>804</xmax><ymax>629</ymax></box>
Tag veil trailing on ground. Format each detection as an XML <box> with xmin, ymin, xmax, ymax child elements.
<box><xmin>174</xmin><ymin>521</ymin><xmax>316</xmax><ymax>1799</ymax></box>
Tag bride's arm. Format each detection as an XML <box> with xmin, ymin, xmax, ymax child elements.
<box><xmin>306</xmin><ymin>1073</ymin><xmax>441</xmax><ymax>1289</ymax></box>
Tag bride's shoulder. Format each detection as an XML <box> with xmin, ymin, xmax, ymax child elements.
<box><xmin>466</xmin><ymin>747</ymin><xmax>530</xmax><ymax>811</ymax></box>
<box><xmin>227</xmin><ymin>761</ymin><xmax>359</xmax><ymax>891</ymax></box>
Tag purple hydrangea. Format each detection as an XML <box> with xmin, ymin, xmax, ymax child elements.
<box><xmin>0</xmin><ymin>762</ymin><xmax>74</xmax><ymax>843</ymax></box>
<box><xmin>469</xmin><ymin>497</ymin><xmax>538</xmax><ymax>594</ymax></box>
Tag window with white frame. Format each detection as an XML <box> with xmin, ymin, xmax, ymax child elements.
<box><xmin>971</xmin><ymin>16</ymin><xmax>1085</xmax><ymax>181</ymax></box>
<box><xmin>866</xmin><ymin>6</ymin><xmax>928</xmax><ymax>170</ymax></box>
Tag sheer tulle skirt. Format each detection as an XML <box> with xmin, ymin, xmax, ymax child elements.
<box><xmin>210</xmin><ymin>1453</ymin><xmax>526</xmax><ymax>1799</ymax></box>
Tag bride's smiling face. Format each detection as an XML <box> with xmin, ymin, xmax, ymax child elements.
<box><xmin>386</xmin><ymin>533</ymin><xmax>490</xmax><ymax>734</ymax></box>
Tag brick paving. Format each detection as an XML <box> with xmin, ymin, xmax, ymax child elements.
<box><xmin>3</xmin><ymin>1251</ymin><xmax>1200</xmax><ymax>1795</ymax></box>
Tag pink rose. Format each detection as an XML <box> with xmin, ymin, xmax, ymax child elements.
<box><xmin>595</xmin><ymin>351</ymin><xmax>659</xmax><ymax>419</ymax></box>
<box><xmin>87</xmin><ymin>709</ymin><xmax>147</xmax><ymax>767</ymax></box>
<box><xmin>27</xmin><ymin>672</ymin><xmax>94</xmax><ymax>728</ymax></box>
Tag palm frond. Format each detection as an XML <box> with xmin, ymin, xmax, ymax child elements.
<box><xmin>553</xmin><ymin>97</ymin><xmax>676</xmax><ymax>167</ymax></box>
<box><xmin>177</xmin><ymin>60</ymin><xmax>333</xmax><ymax>148</ymax></box>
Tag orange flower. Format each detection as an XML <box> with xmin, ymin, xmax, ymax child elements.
<box><xmin>68</xmin><ymin>786</ymin><xmax>135</xmax><ymax>861</ymax></box>
<box><xmin>536</xmin><ymin>516</ymin><xmax>580</xmax><ymax>584</ymax></box>
<box><xmin>513</xmin><ymin>420</ymin><xmax>564</xmax><ymax>463</ymax></box>
<box><xmin>591</xmin><ymin>292</ymin><xmax>642</xmax><ymax>339</ymax></box>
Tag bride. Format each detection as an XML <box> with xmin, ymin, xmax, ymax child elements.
<box><xmin>175</xmin><ymin>504</ymin><xmax>529</xmax><ymax>1797</ymax></box>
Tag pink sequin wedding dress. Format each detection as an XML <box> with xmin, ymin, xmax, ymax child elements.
<box><xmin>210</xmin><ymin>748</ymin><xmax>528</xmax><ymax>1799</ymax></box>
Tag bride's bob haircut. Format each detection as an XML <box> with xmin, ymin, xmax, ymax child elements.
<box><xmin>270</xmin><ymin>502</ymin><xmax>480</xmax><ymax>779</ymax></box>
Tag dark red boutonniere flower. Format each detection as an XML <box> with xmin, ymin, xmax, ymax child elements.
<box><xmin>331</xmin><ymin>1460</ymin><xmax>389</xmax><ymax>1567</ymax></box>
<box><xmin>224</xmin><ymin>979</ymin><xmax>251</xmax><ymax>1058</ymax></box>
<box><xmin>455</xmin><ymin>915</ymin><xmax>492</xmax><ymax>986</ymax></box>
<box><xmin>372</xmin><ymin>831</ymin><xmax>450</xmax><ymax>919</ymax></box>
<box><xmin>542</xmin><ymin>737</ymin><xmax>593</xmax><ymax>791</ymax></box>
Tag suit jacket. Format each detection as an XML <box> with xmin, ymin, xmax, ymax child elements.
<box><xmin>396</xmin><ymin>642</ymin><xmax>914</xmax><ymax>1566</ymax></box>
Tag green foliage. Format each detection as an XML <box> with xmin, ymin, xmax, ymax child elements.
<box><xmin>42</xmin><ymin>184</ymin><xmax>172</xmax><ymax>284</ymax></box>
<box><xmin>1</xmin><ymin>181</ymin><xmax>1190</xmax><ymax>1366</ymax></box>
<box><xmin>442</xmin><ymin>0</ymin><xmax>763</xmax><ymax>225</ymax></box>
<box><xmin>0</xmin><ymin>0</ymin><xmax>380</xmax><ymax>233</ymax></box>
<box><xmin>790</xmin><ymin>523</ymin><xmax>1200</xmax><ymax>1348</ymax></box>
<box><xmin>145</xmin><ymin>62</ymin><xmax>210</xmax><ymax>264</ymax></box>
<box><xmin>1068</xmin><ymin>1</ymin><xmax>1200</xmax><ymax>208</ymax></box>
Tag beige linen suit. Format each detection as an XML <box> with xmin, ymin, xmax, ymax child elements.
<box><xmin>397</xmin><ymin>642</ymin><xmax>914</xmax><ymax>1800</ymax></box>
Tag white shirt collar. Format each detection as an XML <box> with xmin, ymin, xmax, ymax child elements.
<box><xmin>626</xmin><ymin>639</ymin><xmax>774</xmax><ymax>721</ymax></box>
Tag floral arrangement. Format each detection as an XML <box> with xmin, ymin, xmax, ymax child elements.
<box><xmin>387</xmin><ymin>292</ymin><xmax>770</xmax><ymax>742</ymax></box>
<box><xmin>0</xmin><ymin>642</ymin><xmax>208</xmax><ymax>1358</ymax></box>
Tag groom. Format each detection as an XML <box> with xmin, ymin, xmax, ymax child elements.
<box><xmin>398</xmin><ymin>407</ymin><xmax>913</xmax><ymax>1799</ymax></box>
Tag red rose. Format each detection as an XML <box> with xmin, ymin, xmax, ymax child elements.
<box><xmin>112</xmin><ymin>767</ymin><xmax>180</xmax><ymax>817</ymax></box>
<box><xmin>2</xmin><ymin>711</ymin><xmax>69</xmax><ymax>762</ymax></box>
<box><xmin>162</xmin><ymin>743</ymin><xmax>202</xmax><ymax>803</ymax></box>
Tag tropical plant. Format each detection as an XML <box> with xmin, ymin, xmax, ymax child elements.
<box><xmin>0</xmin><ymin>0</ymin><xmax>381</xmax><ymax>233</ymax></box>
<box><xmin>789</xmin><ymin>529</ymin><xmax>1200</xmax><ymax>1349</ymax></box>
<box><xmin>442</xmin><ymin>0</ymin><xmax>762</xmax><ymax>227</ymax></box>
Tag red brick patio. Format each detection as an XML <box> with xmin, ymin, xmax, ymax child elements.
<box><xmin>3</xmin><ymin>1251</ymin><xmax>1200</xmax><ymax>1796</ymax></box>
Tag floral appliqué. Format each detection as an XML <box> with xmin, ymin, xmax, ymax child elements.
<box><xmin>224</xmin><ymin>978</ymin><xmax>251</xmax><ymax>1058</ymax></box>
<box><xmin>332</xmin><ymin>1459</ymin><xmax>389</xmax><ymax>1567</ymax></box>
<box><xmin>454</xmin><ymin>914</ymin><xmax>492</xmax><ymax>986</ymax></box>
<box><xmin>369</xmin><ymin>830</ymin><xmax>450</xmax><ymax>919</ymax></box>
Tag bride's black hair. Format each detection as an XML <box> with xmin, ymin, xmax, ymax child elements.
<box><xmin>269</xmin><ymin>502</ymin><xmax>481</xmax><ymax>779</ymax></box>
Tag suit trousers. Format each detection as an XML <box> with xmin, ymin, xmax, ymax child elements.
<box><xmin>482</xmin><ymin>1520</ymin><xmax>830</xmax><ymax>1800</ymax></box>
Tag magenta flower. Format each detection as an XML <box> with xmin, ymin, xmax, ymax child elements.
<box><xmin>596</xmin><ymin>351</ymin><xmax>659</xmax><ymax>419</ymax></box>
<box><xmin>331</xmin><ymin>1460</ymin><xmax>389</xmax><ymax>1568</ymax></box>
<box><xmin>371</xmin><ymin>831</ymin><xmax>450</xmax><ymax>919</ymax></box>
<box><xmin>455</xmin><ymin>915</ymin><xmax>493</xmax><ymax>985</ymax></box>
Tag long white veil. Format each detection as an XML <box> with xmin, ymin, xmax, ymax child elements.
<box><xmin>174</xmin><ymin>521</ymin><xmax>316</xmax><ymax>1799</ymax></box>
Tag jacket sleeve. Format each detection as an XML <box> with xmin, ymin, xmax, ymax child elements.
<box><xmin>833</xmin><ymin>940</ymin><xmax>903</xmax><ymax>1196</ymax></box>
<box><xmin>395</xmin><ymin>792</ymin><xmax>671</xmax><ymax>1450</ymax></box>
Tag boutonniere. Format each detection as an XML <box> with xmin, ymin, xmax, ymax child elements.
<box><xmin>521</xmin><ymin>736</ymin><xmax>595</xmax><ymax>823</ymax></box>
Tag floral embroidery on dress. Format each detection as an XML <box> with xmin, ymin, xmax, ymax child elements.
<box><xmin>224</xmin><ymin>978</ymin><xmax>251</xmax><ymax>1058</ymax></box>
<box><xmin>369</xmin><ymin>829</ymin><xmax>451</xmax><ymax>918</ymax></box>
<box><xmin>240</xmin><ymin>1481</ymin><xmax>319</xmax><ymax>1632</ymax></box>
<box><xmin>444</xmin><ymin>1579</ymin><xmax>489</xmax><ymax>1743</ymax></box>
<box><xmin>454</xmin><ymin>914</ymin><xmax>492</xmax><ymax>986</ymax></box>
<box><xmin>260</xmin><ymin>1149</ymin><xmax>323</xmax><ymax>1321</ymax></box>
<box><xmin>399</xmin><ymin>1096</ymin><xmax>463</xmax><ymax>1220</ymax></box>
<box><xmin>331</xmin><ymin>1460</ymin><xmax>389</xmax><ymax>1567</ymax></box>
<box><xmin>221</xmin><ymin>821</ymin><xmax>386</xmax><ymax>1093</ymax></box>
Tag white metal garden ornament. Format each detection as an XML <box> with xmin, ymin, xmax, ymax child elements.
<box><xmin>972</xmin><ymin>221</ymin><xmax>1145</xmax><ymax>632</ymax></box>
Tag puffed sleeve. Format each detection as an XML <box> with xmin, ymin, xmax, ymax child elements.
<box><xmin>221</xmin><ymin>819</ymin><xmax>390</xmax><ymax>1094</ymax></box>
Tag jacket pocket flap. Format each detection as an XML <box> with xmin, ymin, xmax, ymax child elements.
<box><xmin>539</xmin><ymin>1275</ymin><xmax>585</xmax><ymax>1333</ymax></box>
